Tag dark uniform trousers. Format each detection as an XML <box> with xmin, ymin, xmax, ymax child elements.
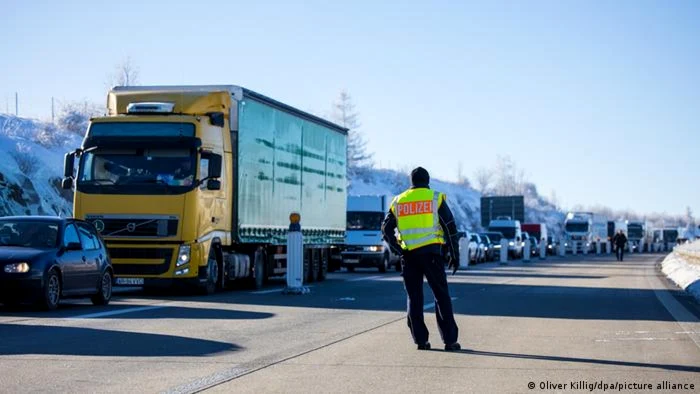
<box><xmin>402</xmin><ymin>248</ymin><xmax>458</xmax><ymax>345</ymax></box>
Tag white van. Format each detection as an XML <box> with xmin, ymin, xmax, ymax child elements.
<box><xmin>341</xmin><ymin>195</ymin><xmax>401</xmax><ymax>272</ymax></box>
<box><xmin>488</xmin><ymin>217</ymin><xmax>523</xmax><ymax>258</ymax></box>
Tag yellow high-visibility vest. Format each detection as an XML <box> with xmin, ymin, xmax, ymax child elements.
<box><xmin>390</xmin><ymin>188</ymin><xmax>446</xmax><ymax>251</ymax></box>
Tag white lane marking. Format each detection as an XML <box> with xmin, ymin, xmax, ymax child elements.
<box><xmin>250</xmin><ymin>285</ymin><xmax>314</xmax><ymax>295</ymax></box>
<box><xmin>423</xmin><ymin>297</ymin><xmax>457</xmax><ymax>310</ymax></box>
<box><xmin>67</xmin><ymin>305</ymin><xmax>166</xmax><ymax>319</ymax></box>
<box><xmin>346</xmin><ymin>275</ymin><xmax>383</xmax><ymax>282</ymax></box>
<box><xmin>646</xmin><ymin>258</ymin><xmax>700</xmax><ymax>350</ymax></box>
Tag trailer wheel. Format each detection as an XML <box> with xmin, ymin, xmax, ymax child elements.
<box><xmin>317</xmin><ymin>248</ymin><xmax>328</xmax><ymax>281</ymax></box>
<box><xmin>253</xmin><ymin>248</ymin><xmax>266</xmax><ymax>290</ymax></box>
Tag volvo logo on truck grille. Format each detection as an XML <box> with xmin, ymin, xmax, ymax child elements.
<box><xmin>126</xmin><ymin>223</ymin><xmax>136</xmax><ymax>232</ymax></box>
<box><xmin>93</xmin><ymin>220</ymin><xmax>105</xmax><ymax>233</ymax></box>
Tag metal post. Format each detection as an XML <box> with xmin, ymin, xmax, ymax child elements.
<box><xmin>558</xmin><ymin>241</ymin><xmax>565</xmax><ymax>257</ymax></box>
<box><xmin>596</xmin><ymin>242</ymin><xmax>601</xmax><ymax>255</ymax></box>
<box><xmin>606</xmin><ymin>241</ymin><xmax>611</xmax><ymax>254</ymax></box>
<box><xmin>458</xmin><ymin>237</ymin><xmax>469</xmax><ymax>269</ymax></box>
<box><xmin>283</xmin><ymin>212</ymin><xmax>309</xmax><ymax>295</ymax></box>
<box><xmin>499</xmin><ymin>238</ymin><xmax>508</xmax><ymax>264</ymax></box>
<box><xmin>583</xmin><ymin>242</ymin><xmax>589</xmax><ymax>255</ymax></box>
<box><xmin>572</xmin><ymin>241</ymin><xmax>578</xmax><ymax>255</ymax></box>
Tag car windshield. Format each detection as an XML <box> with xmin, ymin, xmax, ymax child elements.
<box><xmin>0</xmin><ymin>221</ymin><xmax>59</xmax><ymax>249</ymax></box>
<box><xmin>565</xmin><ymin>223</ymin><xmax>589</xmax><ymax>232</ymax></box>
<box><xmin>78</xmin><ymin>147</ymin><xmax>196</xmax><ymax>188</ymax></box>
<box><xmin>347</xmin><ymin>212</ymin><xmax>384</xmax><ymax>231</ymax></box>
<box><xmin>489</xmin><ymin>227</ymin><xmax>516</xmax><ymax>238</ymax></box>
<box><xmin>484</xmin><ymin>232</ymin><xmax>502</xmax><ymax>242</ymax></box>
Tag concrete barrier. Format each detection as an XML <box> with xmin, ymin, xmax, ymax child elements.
<box><xmin>539</xmin><ymin>242</ymin><xmax>546</xmax><ymax>259</ymax></box>
<box><xmin>523</xmin><ymin>241</ymin><xmax>531</xmax><ymax>262</ymax></box>
<box><xmin>500</xmin><ymin>238</ymin><xmax>508</xmax><ymax>264</ymax></box>
<box><xmin>284</xmin><ymin>213</ymin><xmax>309</xmax><ymax>295</ymax></box>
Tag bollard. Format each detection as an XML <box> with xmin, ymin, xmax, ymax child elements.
<box><xmin>606</xmin><ymin>241</ymin><xmax>611</xmax><ymax>254</ymax></box>
<box><xmin>283</xmin><ymin>212</ymin><xmax>309</xmax><ymax>295</ymax></box>
<box><xmin>572</xmin><ymin>241</ymin><xmax>578</xmax><ymax>255</ymax></box>
<box><xmin>558</xmin><ymin>242</ymin><xmax>565</xmax><ymax>257</ymax></box>
<box><xmin>458</xmin><ymin>237</ymin><xmax>469</xmax><ymax>269</ymax></box>
<box><xmin>583</xmin><ymin>242</ymin><xmax>589</xmax><ymax>255</ymax></box>
<box><xmin>499</xmin><ymin>238</ymin><xmax>508</xmax><ymax>264</ymax></box>
<box><xmin>628</xmin><ymin>242</ymin><xmax>633</xmax><ymax>253</ymax></box>
<box><xmin>596</xmin><ymin>242</ymin><xmax>601</xmax><ymax>255</ymax></box>
<box><xmin>523</xmin><ymin>241</ymin><xmax>531</xmax><ymax>262</ymax></box>
<box><xmin>539</xmin><ymin>241</ymin><xmax>546</xmax><ymax>260</ymax></box>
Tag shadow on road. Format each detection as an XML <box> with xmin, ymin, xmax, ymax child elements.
<box><xmin>0</xmin><ymin>323</ymin><xmax>239</xmax><ymax>357</ymax></box>
<box><xmin>444</xmin><ymin>348</ymin><xmax>700</xmax><ymax>373</ymax></box>
<box><xmin>0</xmin><ymin>304</ymin><xmax>275</xmax><ymax>321</ymax></box>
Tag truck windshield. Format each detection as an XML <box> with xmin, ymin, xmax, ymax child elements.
<box><xmin>347</xmin><ymin>212</ymin><xmax>384</xmax><ymax>231</ymax></box>
<box><xmin>88</xmin><ymin>122</ymin><xmax>195</xmax><ymax>138</ymax></box>
<box><xmin>565</xmin><ymin>223</ymin><xmax>589</xmax><ymax>232</ymax></box>
<box><xmin>77</xmin><ymin>147</ymin><xmax>196</xmax><ymax>194</ymax></box>
<box><xmin>488</xmin><ymin>227</ymin><xmax>516</xmax><ymax>238</ymax></box>
<box><xmin>628</xmin><ymin>226</ymin><xmax>643</xmax><ymax>238</ymax></box>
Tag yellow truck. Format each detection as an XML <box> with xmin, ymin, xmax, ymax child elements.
<box><xmin>62</xmin><ymin>85</ymin><xmax>347</xmax><ymax>293</ymax></box>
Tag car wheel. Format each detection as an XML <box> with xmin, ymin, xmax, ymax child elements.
<box><xmin>41</xmin><ymin>269</ymin><xmax>61</xmax><ymax>311</ymax></box>
<box><xmin>91</xmin><ymin>270</ymin><xmax>113</xmax><ymax>305</ymax></box>
<box><xmin>379</xmin><ymin>253</ymin><xmax>389</xmax><ymax>273</ymax></box>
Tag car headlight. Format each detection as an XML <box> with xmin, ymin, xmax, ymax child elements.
<box><xmin>4</xmin><ymin>262</ymin><xmax>30</xmax><ymax>273</ymax></box>
<box><xmin>509</xmin><ymin>242</ymin><xmax>515</xmax><ymax>246</ymax></box>
<box><xmin>483</xmin><ymin>246</ymin><xmax>488</xmax><ymax>251</ymax></box>
<box><xmin>177</xmin><ymin>245</ymin><xmax>191</xmax><ymax>267</ymax></box>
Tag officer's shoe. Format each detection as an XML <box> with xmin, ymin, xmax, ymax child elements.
<box><xmin>444</xmin><ymin>342</ymin><xmax>461</xmax><ymax>351</ymax></box>
<box><xmin>417</xmin><ymin>342</ymin><xmax>431</xmax><ymax>350</ymax></box>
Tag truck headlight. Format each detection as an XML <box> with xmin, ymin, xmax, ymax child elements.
<box><xmin>177</xmin><ymin>245</ymin><xmax>191</xmax><ymax>267</ymax></box>
<box><xmin>509</xmin><ymin>242</ymin><xmax>514</xmax><ymax>246</ymax></box>
<box><xmin>4</xmin><ymin>262</ymin><xmax>30</xmax><ymax>273</ymax></box>
<box><xmin>364</xmin><ymin>245</ymin><xmax>384</xmax><ymax>252</ymax></box>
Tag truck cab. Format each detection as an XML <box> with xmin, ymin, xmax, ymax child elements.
<box><xmin>341</xmin><ymin>195</ymin><xmax>400</xmax><ymax>272</ymax></box>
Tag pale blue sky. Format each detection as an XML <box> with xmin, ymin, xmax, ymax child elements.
<box><xmin>1</xmin><ymin>0</ymin><xmax>698</xmax><ymax>217</ymax></box>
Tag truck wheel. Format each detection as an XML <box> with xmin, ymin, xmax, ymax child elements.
<box><xmin>379</xmin><ymin>253</ymin><xmax>388</xmax><ymax>273</ymax></box>
<box><xmin>199</xmin><ymin>258</ymin><xmax>218</xmax><ymax>295</ymax></box>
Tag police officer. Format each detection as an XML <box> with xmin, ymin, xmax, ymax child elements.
<box><xmin>612</xmin><ymin>229</ymin><xmax>627</xmax><ymax>261</ymax></box>
<box><xmin>381</xmin><ymin>167</ymin><xmax>461</xmax><ymax>351</ymax></box>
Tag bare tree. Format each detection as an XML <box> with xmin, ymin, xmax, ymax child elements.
<box><xmin>10</xmin><ymin>142</ymin><xmax>39</xmax><ymax>176</ymax></box>
<box><xmin>492</xmin><ymin>155</ymin><xmax>526</xmax><ymax>196</ymax></box>
<box><xmin>58</xmin><ymin>100</ymin><xmax>102</xmax><ymax>136</ymax></box>
<box><xmin>474</xmin><ymin>166</ymin><xmax>493</xmax><ymax>195</ymax></box>
<box><xmin>456</xmin><ymin>161</ymin><xmax>470</xmax><ymax>187</ymax></box>
<box><xmin>107</xmin><ymin>57</ymin><xmax>140</xmax><ymax>88</ymax></box>
<box><xmin>331</xmin><ymin>90</ymin><xmax>373</xmax><ymax>174</ymax></box>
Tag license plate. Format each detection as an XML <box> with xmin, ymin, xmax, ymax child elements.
<box><xmin>344</xmin><ymin>259</ymin><xmax>359</xmax><ymax>264</ymax></box>
<box><xmin>115</xmin><ymin>277</ymin><xmax>144</xmax><ymax>286</ymax></box>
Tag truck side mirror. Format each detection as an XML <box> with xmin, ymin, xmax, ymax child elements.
<box><xmin>202</xmin><ymin>152</ymin><xmax>222</xmax><ymax>179</ymax></box>
<box><xmin>61</xmin><ymin>178</ymin><xmax>73</xmax><ymax>190</ymax></box>
<box><xmin>63</xmin><ymin>152</ymin><xmax>75</xmax><ymax>178</ymax></box>
<box><xmin>206</xmin><ymin>179</ymin><xmax>221</xmax><ymax>190</ymax></box>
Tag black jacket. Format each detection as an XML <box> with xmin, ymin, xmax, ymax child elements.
<box><xmin>381</xmin><ymin>187</ymin><xmax>460</xmax><ymax>261</ymax></box>
<box><xmin>612</xmin><ymin>233</ymin><xmax>628</xmax><ymax>247</ymax></box>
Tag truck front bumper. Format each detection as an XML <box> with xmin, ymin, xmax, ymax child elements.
<box><xmin>341</xmin><ymin>251</ymin><xmax>384</xmax><ymax>268</ymax></box>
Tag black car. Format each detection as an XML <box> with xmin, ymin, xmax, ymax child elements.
<box><xmin>0</xmin><ymin>216</ymin><xmax>113</xmax><ymax>310</ymax></box>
